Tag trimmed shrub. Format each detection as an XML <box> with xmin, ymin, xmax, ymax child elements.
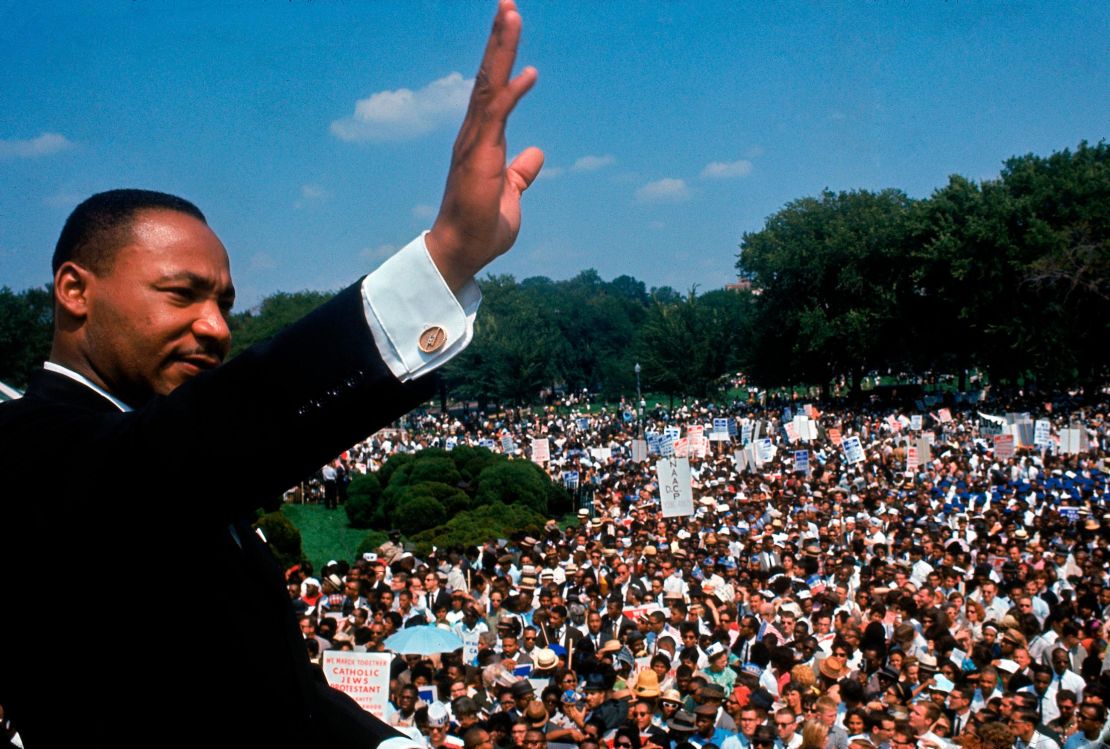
<box><xmin>474</xmin><ymin>460</ymin><xmax>549</xmax><ymax>514</ymax></box>
<box><xmin>257</xmin><ymin>510</ymin><xmax>304</xmax><ymax>569</ymax></box>
<box><xmin>345</xmin><ymin>472</ymin><xmax>382</xmax><ymax>529</ymax></box>
<box><xmin>394</xmin><ymin>494</ymin><xmax>447</xmax><ymax>536</ymax></box>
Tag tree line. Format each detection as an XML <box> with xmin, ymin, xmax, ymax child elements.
<box><xmin>1</xmin><ymin>140</ymin><xmax>1105</xmax><ymax>401</ymax></box>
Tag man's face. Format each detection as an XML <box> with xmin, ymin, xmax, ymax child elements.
<box><xmin>1052</xmin><ymin>650</ymin><xmax>1070</xmax><ymax>674</ymax></box>
<box><xmin>981</xmin><ymin>583</ymin><xmax>996</xmax><ymax>604</ymax></box>
<box><xmin>740</xmin><ymin>710</ymin><xmax>761</xmax><ymax>737</ymax></box>
<box><xmin>501</xmin><ymin>636</ymin><xmax>519</xmax><ymax>659</ymax></box>
<box><xmin>909</xmin><ymin>704</ymin><xmax>931</xmax><ymax>734</ymax></box>
<box><xmin>75</xmin><ymin>210</ymin><xmax>234</xmax><ymax>406</ymax></box>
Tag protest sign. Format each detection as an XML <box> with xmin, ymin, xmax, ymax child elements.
<box><xmin>757</xmin><ymin>437</ymin><xmax>774</xmax><ymax>464</ymax></box>
<box><xmin>631</xmin><ymin>439</ymin><xmax>648</xmax><ymax>463</ymax></box>
<box><xmin>741</xmin><ymin>420</ymin><xmax>753</xmax><ymax>445</ymax></box>
<box><xmin>734</xmin><ymin>450</ymin><xmax>749</xmax><ymax>472</ymax></box>
<box><xmin>673</xmin><ymin>438</ymin><xmax>689</xmax><ymax>458</ymax></box>
<box><xmin>562</xmin><ymin>471</ymin><xmax>579</xmax><ymax>489</ymax></box>
<box><xmin>842</xmin><ymin>435</ymin><xmax>865</xmax><ymax>464</ymax></box>
<box><xmin>621</xmin><ymin>605</ymin><xmax>654</xmax><ymax>621</ymax></box>
<box><xmin>322</xmin><ymin>651</ymin><xmax>392</xmax><ymax>716</ymax></box>
<box><xmin>656</xmin><ymin>458</ymin><xmax>694</xmax><ymax>517</ymax></box>
<box><xmin>910</xmin><ymin>414</ymin><xmax>922</xmax><ymax>431</ymax></box>
<box><xmin>793</xmin><ymin>450</ymin><xmax>809</xmax><ymax>474</ymax></box>
<box><xmin>531</xmin><ymin>437</ymin><xmax>550</xmax><ymax>464</ymax></box>
<box><xmin>907</xmin><ymin>446</ymin><xmax>919</xmax><ymax>471</ymax></box>
<box><xmin>500</xmin><ymin>435</ymin><xmax>514</xmax><ymax>454</ymax></box>
<box><xmin>478</xmin><ymin>438</ymin><xmax>496</xmax><ymax>450</ymax></box>
<box><xmin>462</xmin><ymin>630</ymin><xmax>481</xmax><ymax>665</ymax></box>
<box><xmin>687</xmin><ymin>425</ymin><xmax>706</xmax><ymax>458</ymax></box>
<box><xmin>659</xmin><ymin>437</ymin><xmax>675</xmax><ymax>458</ymax></box>
<box><xmin>576</xmin><ymin>417</ymin><xmax>589</xmax><ymax>431</ymax></box>
<box><xmin>993</xmin><ymin>434</ymin><xmax>1015</xmax><ymax>460</ymax></box>
<box><xmin>938</xmin><ymin>408</ymin><xmax>953</xmax><ymax>423</ymax></box>
<box><xmin>916</xmin><ymin>437</ymin><xmax>932</xmax><ymax>464</ymax></box>
<box><xmin>589</xmin><ymin>446</ymin><xmax>612</xmax><ymax>462</ymax></box>
<box><xmin>794</xmin><ymin>415</ymin><xmax>817</xmax><ymax>441</ymax></box>
<box><xmin>1034</xmin><ymin>419</ymin><xmax>1052</xmax><ymax>449</ymax></box>
<box><xmin>827</xmin><ymin>428</ymin><xmax>842</xmax><ymax>446</ymax></box>
<box><xmin>784</xmin><ymin>421</ymin><xmax>799</xmax><ymax>444</ymax></box>
<box><xmin>1061</xmin><ymin>428</ymin><xmax>1089</xmax><ymax>455</ymax></box>
<box><xmin>713</xmin><ymin>418</ymin><xmax>730</xmax><ymax>437</ymax></box>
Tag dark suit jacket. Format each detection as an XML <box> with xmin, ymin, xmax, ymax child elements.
<box><xmin>0</xmin><ymin>282</ymin><xmax>434</xmax><ymax>747</ymax></box>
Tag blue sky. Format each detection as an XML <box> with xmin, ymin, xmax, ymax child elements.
<box><xmin>2</xmin><ymin>1</ymin><xmax>1107</xmax><ymax>308</ymax></box>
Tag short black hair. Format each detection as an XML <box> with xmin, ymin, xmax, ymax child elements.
<box><xmin>52</xmin><ymin>189</ymin><xmax>206</xmax><ymax>276</ymax></box>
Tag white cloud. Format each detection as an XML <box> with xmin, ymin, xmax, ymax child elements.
<box><xmin>570</xmin><ymin>154</ymin><xmax>615</xmax><ymax>173</ymax></box>
<box><xmin>0</xmin><ymin>133</ymin><xmax>73</xmax><ymax>159</ymax></box>
<box><xmin>536</xmin><ymin>166</ymin><xmax>564</xmax><ymax>180</ymax></box>
<box><xmin>412</xmin><ymin>204</ymin><xmax>436</xmax><ymax>220</ymax></box>
<box><xmin>360</xmin><ymin>243</ymin><xmax>398</xmax><ymax>264</ymax></box>
<box><xmin>700</xmin><ymin>159</ymin><xmax>753</xmax><ymax>179</ymax></box>
<box><xmin>42</xmin><ymin>191</ymin><xmax>84</xmax><ymax>208</ymax></box>
<box><xmin>636</xmin><ymin>178</ymin><xmax>690</xmax><ymax>203</ymax></box>
<box><xmin>249</xmin><ymin>252</ymin><xmax>277</xmax><ymax>271</ymax></box>
<box><xmin>294</xmin><ymin>183</ymin><xmax>329</xmax><ymax>209</ymax></box>
<box><xmin>330</xmin><ymin>72</ymin><xmax>472</xmax><ymax>142</ymax></box>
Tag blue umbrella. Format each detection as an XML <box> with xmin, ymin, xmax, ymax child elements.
<box><xmin>384</xmin><ymin>625</ymin><xmax>464</xmax><ymax>655</ymax></box>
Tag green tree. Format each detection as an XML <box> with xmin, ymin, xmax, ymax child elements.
<box><xmin>0</xmin><ymin>285</ymin><xmax>53</xmax><ymax>390</ymax></box>
<box><xmin>228</xmin><ymin>290</ymin><xmax>334</xmax><ymax>358</ymax></box>
<box><xmin>738</xmin><ymin>189</ymin><xmax>916</xmax><ymax>393</ymax></box>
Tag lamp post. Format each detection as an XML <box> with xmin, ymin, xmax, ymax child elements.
<box><xmin>634</xmin><ymin>362</ymin><xmax>643</xmax><ymax>433</ymax></box>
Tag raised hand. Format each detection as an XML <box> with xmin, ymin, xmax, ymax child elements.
<box><xmin>426</xmin><ymin>0</ymin><xmax>544</xmax><ymax>293</ymax></box>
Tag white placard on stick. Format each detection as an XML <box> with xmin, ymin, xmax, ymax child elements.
<box><xmin>656</xmin><ymin>458</ymin><xmax>694</xmax><ymax>518</ymax></box>
<box><xmin>843</xmin><ymin>436</ymin><xmax>865</xmax><ymax>464</ymax></box>
<box><xmin>322</xmin><ymin>651</ymin><xmax>392</xmax><ymax>717</ymax></box>
<box><xmin>531</xmin><ymin>437</ymin><xmax>550</xmax><ymax>464</ymax></box>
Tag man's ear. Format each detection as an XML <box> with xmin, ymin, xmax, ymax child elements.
<box><xmin>54</xmin><ymin>261</ymin><xmax>93</xmax><ymax>320</ymax></box>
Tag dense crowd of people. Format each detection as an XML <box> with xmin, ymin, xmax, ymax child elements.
<box><xmin>285</xmin><ymin>389</ymin><xmax>1109</xmax><ymax>749</ymax></box>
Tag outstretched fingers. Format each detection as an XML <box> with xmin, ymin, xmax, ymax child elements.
<box><xmin>481</xmin><ymin>0</ymin><xmax>523</xmax><ymax>87</ymax></box>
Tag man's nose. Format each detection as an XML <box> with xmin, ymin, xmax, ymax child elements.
<box><xmin>194</xmin><ymin>300</ymin><xmax>231</xmax><ymax>352</ymax></box>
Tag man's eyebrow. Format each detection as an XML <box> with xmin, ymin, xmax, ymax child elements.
<box><xmin>156</xmin><ymin>271</ymin><xmax>236</xmax><ymax>303</ymax></box>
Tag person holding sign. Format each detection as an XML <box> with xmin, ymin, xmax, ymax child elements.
<box><xmin>0</xmin><ymin>2</ymin><xmax>542</xmax><ymax>746</ymax></box>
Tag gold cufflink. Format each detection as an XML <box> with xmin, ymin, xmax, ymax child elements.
<box><xmin>418</xmin><ymin>325</ymin><xmax>448</xmax><ymax>353</ymax></box>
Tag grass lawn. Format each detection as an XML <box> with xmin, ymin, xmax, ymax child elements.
<box><xmin>281</xmin><ymin>503</ymin><xmax>381</xmax><ymax>571</ymax></box>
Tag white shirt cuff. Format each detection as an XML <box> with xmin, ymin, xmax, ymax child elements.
<box><xmin>361</xmin><ymin>232</ymin><xmax>481</xmax><ymax>382</ymax></box>
<box><xmin>379</xmin><ymin>735</ymin><xmax>426</xmax><ymax>749</ymax></box>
